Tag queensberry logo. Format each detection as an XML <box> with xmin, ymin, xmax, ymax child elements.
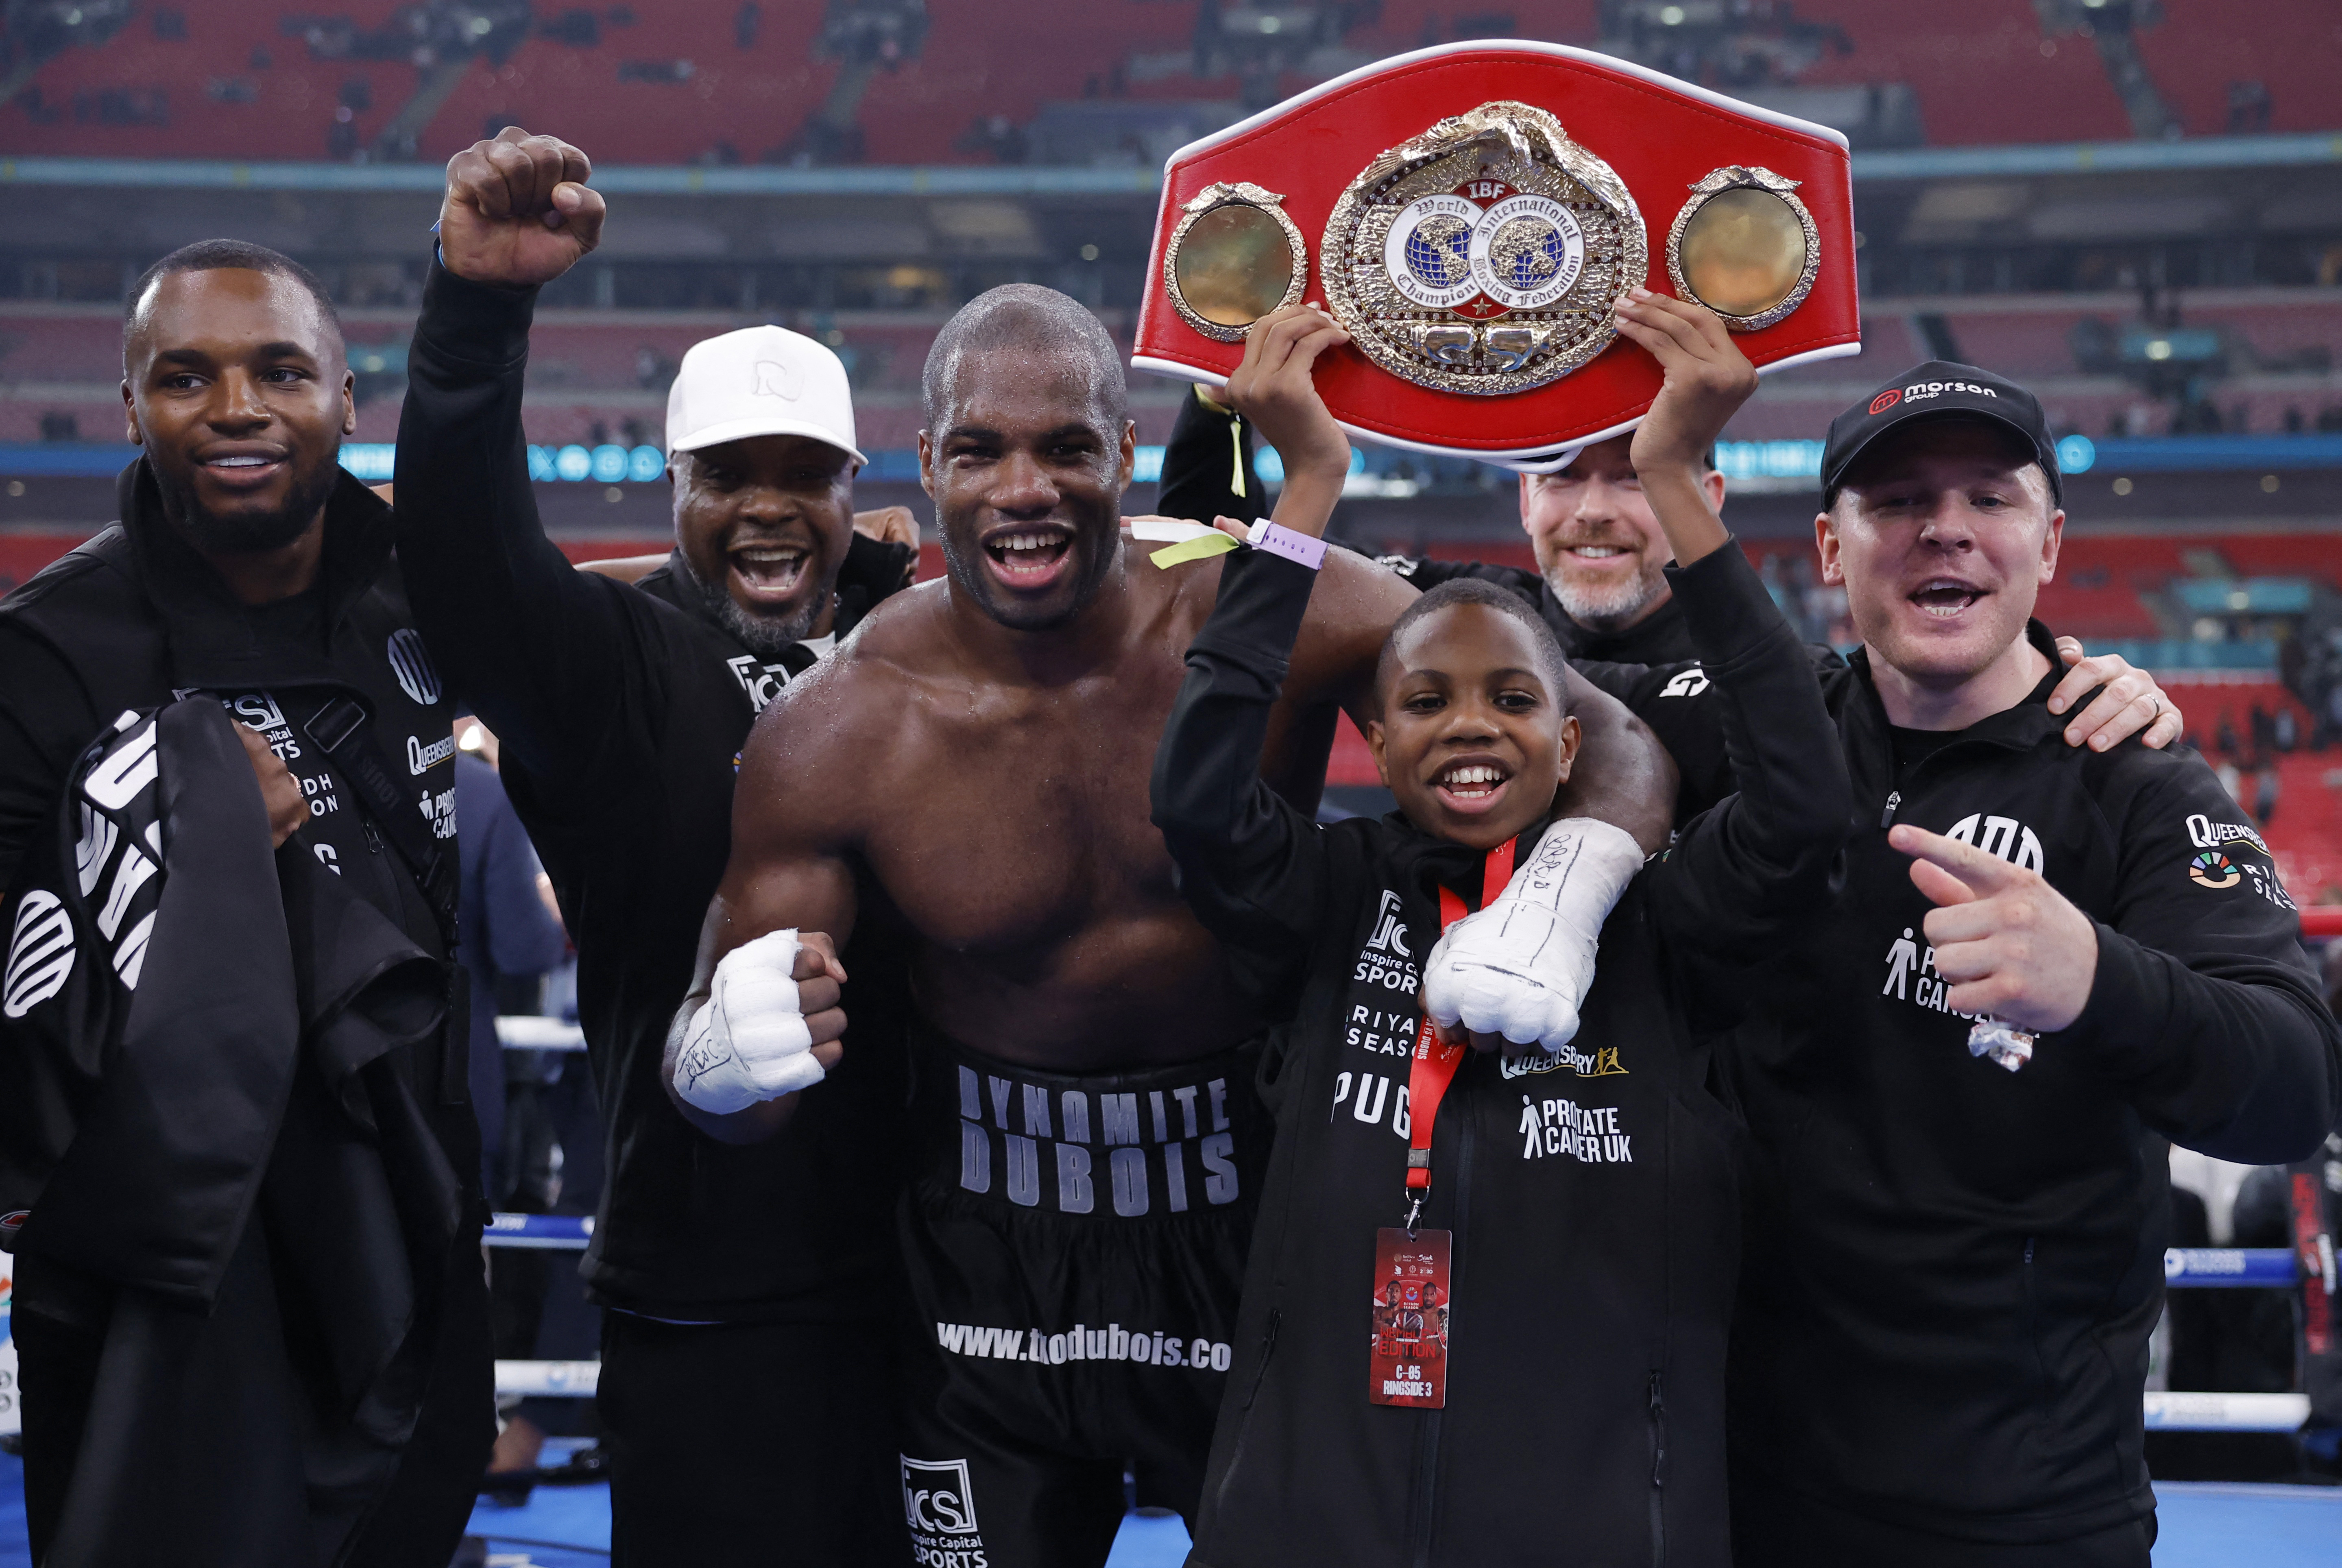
<box><xmin>2186</xmin><ymin>812</ymin><xmax>2268</xmax><ymax>857</ymax></box>
<box><xmin>407</xmin><ymin>733</ymin><xmax>456</xmax><ymax>775</ymax></box>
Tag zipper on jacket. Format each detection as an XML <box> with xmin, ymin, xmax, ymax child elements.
<box><xmin>1209</xmin><ymin>1307</ymin><xmax>1283</xmax><ymax>1526</ymax></box>
<box><xmin>1244</xmin><ymin>1308</ymin><xmax>1279</xmax><ymax>1411</ymax></box>
<box><xmin>1878</xmin><ymin>727</ymin><xmax>2008</xmax><ymax>831</ymax></box>
<box><xmin>1648</xmin><ymin>1370</ymin><xmax>1667</xmax><ymax>1567</ymax></box>
<box><xmin>1409</xmin><ymin>1108</ymin><xmax>1475</xmax><ymax>1568</ymax></box>
<box><xmin>2020</xmin><ymin>1235</ymin><xmax>2048</xmax><ymax>1406</ymax></box>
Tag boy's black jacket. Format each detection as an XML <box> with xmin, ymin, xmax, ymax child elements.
<box><xmin>1150</xmin><ymin>539</ymin><xmax>1850</xmax><ymax>1568</ymax></box>
<box><xmin>1584</xmin><ymin>630</ymin><xmax>2341</xmax><ymax>1542</ymax></box>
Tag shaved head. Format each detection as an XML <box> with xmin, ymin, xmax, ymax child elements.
<box><xmin>921</xmin><ymin>284</ymin><xmax>1127</xmax><ymax>432</ymax></box>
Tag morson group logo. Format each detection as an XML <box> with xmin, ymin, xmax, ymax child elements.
<box><xmin>1869</xmin><ymin>388</ymin><xmax>1901</xmax><ymax>415</ymax></box>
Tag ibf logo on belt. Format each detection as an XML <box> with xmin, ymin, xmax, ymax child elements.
<box><xmin>903</xmin><ymin>1456</ymin><xmax>986</xmax><ymax>1567</ymax></box>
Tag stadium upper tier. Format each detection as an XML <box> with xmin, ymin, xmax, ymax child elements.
<box><xmin>12</xmin><ymin>288</ymin><xmax>2342</xmax><ymax>449</ymax></box>
<box><xmin>2</xmin><ymin>0</ymin><xmax>2333</xmax><ymax>170</ymax></box>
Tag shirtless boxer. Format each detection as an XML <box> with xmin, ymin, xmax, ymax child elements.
<box><xmin>666</xmin><ymin>294</ymin><xmax>1675</xmax><ymax>1566</ymax></box>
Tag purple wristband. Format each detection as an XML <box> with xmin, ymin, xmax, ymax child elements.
<box><xmin>1245</xmin><ymin>519</ymin><xmax>1327</xmax><ymax>571</ymax></box>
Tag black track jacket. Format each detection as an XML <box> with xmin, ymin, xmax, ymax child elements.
<box><xmin>1676</xmin><ymin>629</ymin><xmax>2341</xmax><ymax>1542</ymax></box>
<box><xmin>394</xmin><ymin>261</ymin><xmax>915</xmax><ymax>1321</ymax></box>
<box><xmin>1151</xmin><ymin>539</ymin><xmax>1850</xmax><ymax>1568</ymax></box>
<box><xmin>0</xmin><ymin>468</ymin><xmax>490</xmax><ymax>1564</ymax></box>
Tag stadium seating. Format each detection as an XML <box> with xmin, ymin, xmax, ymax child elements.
<box><xmin>1729</xmin><ymin>292</ymin><xmax>2342</xmax><ymax>441</ymax></box>
<box><xmin>0</xmin><ymin>297</ymin><xmax>1191</xmax><ymax>449</ymax></box>
<box><xmin>9</xmin><ymin>275</ymin><xmax>2338</xmax><ymax>452</ymax></box>
<box><xmin>5</xmin><ymin>1</ymin><xmax>2335</xmax><ymax>171</ymax></box>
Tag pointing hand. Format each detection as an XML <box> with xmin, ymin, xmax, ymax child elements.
<box><xmin>1891</xmin><ymin>823</ymin><xmax>2098</xmax><ymax>1033</ymax></box>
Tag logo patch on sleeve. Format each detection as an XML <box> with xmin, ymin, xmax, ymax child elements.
<box><xmin>2187</xmin><ymin>851</ymin><xmax>2240</xmax><ymax>890</ymax></box>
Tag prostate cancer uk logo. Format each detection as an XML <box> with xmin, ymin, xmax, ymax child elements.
<box><xmin>1868</xmin><ymin>388</ymin><xmax>1902</xmax><ymax>415</ymax></box>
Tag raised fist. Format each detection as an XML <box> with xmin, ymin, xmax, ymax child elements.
<box><xmin>672</xmin><ymin>929</ymin><xmax>842</xmax><ymax>1115</ymax></box>
<box><xmin>439</xmin><ymin>126</ymin><xmax>606</xmax><ymax>288</ymax></box>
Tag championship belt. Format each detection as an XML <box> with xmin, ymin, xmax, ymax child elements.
<box><xmin>1133</xmin><ymin>41</ymin><xmax>1859</xmax><ymax>469</ymax></box>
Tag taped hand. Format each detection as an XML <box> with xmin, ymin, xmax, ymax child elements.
<box><xmin>672</xmin><ymin>929</ymin><xmax>840</xmax><ymax>1114</ymax></box>
<box><xmin>1418</xmin><ymin>819</ymin><xmax>1643</xmax><ymax>1054</ymax></box>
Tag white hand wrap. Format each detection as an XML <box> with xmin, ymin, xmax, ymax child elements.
<box><xmin>672</xmin><ymin>929</ymin><xmax>824</xmax><ymax>1115</ymax></box>
<box><xmin>1419</xmin><ymin>818</ymin><xmax>1644</xmax><ymax>1051</ymax></box>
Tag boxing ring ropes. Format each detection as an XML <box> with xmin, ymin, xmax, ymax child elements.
<box><xmin>481</xmin><ymin>909</ymin><xmax>2342</xmax><ymax>1436</ymax></box>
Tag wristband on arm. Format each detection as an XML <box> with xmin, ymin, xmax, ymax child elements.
<box><xmin>1134</xmin><ymin>518</ymin><xmax>1326</xmax><ymax>571</ymax></box>
<box><xmin>1245</xmin><ymin>519</ymin><xmax>1327</xmax><ymax>570</ymax></box>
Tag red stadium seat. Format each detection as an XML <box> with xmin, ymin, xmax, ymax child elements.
<box><xmin>6</xmin><ymin>1</ymin><xmax>2334</xmax><ymax>168</ymax></box>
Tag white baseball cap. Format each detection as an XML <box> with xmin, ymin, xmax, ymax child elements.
<box><xmin>665</xmin><ymin>324</ymin><xmax>867</xmax><ymax>466</ymax></box>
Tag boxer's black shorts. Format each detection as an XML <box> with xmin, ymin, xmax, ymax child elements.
<box><xmin>895</xmin><ymin>1023</ymin><xmax>1269</xmax><ymax>1568</ymax></box>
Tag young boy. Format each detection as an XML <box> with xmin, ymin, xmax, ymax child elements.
<box><xmin>1149</xmin><ymin>290</ymin><xmax>1850</xmax><ymax>1567</ymax></box>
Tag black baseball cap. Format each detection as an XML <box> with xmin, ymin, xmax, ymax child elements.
<box><xmin>1821</xmin><ymin>360</ymin><xmax>2062</xmax><ymax>505</ymax></box>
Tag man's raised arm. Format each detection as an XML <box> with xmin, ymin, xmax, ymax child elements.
<box><xmin>393</xmin><ymin>129</ymin><xmax>634</xmax><ymax>785</ymax></box>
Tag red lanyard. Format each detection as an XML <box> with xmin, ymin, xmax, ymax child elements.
<box><xmin>1404</xmin><ymin>836</ymin><xmax>1517</xmax><ymax>1202</ymax></box>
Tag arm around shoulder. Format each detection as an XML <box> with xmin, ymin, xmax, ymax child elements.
<box><xmin>1152</xmin><ymin>547</ymin><xmax>1339</xmax><ymax>981</ymax></box>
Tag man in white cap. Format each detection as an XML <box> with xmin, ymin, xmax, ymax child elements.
<box><xmin>390</xmin><ymin>129</ymin><xmax>919</xmax><ymax>1564</ymax></box>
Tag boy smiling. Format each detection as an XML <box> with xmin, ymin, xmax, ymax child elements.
<box><xmin>1149</xmin><ymin>288</ymin><xmax>1847</xmax><ymax>1568</ymax></box>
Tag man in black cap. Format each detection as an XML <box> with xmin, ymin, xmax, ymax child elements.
<box><xmin>1714</xmin><ymin>361</ymin><xmax>2342</xmax><ymax>1564</ymax></box>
